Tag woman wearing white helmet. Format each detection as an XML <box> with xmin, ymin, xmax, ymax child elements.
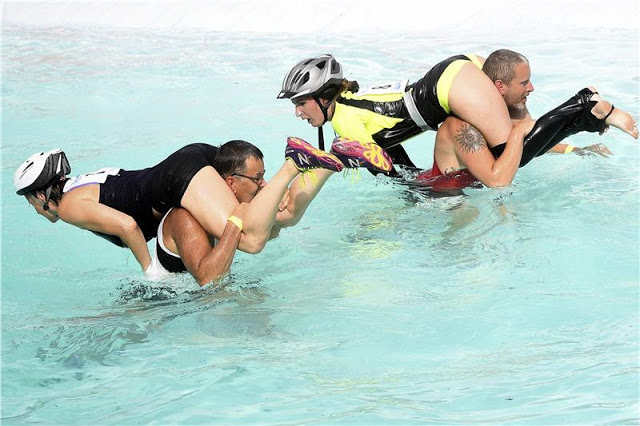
<box><xmin>14</xmin><ymin>149</ymin><xmax>72</xmax><ymax>223</ymax></box>
<box><xmin>14</xmin><ymin>140</ymin><xmax>343</xmax><ymax>273</ymax></box>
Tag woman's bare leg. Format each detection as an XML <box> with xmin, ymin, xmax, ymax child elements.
<box><xmin>180</xmin><ymin>166</ymin><xmax>238</xmax><ymax>240</ymax></box>
<box><xmin>180</xmin><ymin>163</ymin><xmax>300</xmax><ymax>254</ymax></box>
<box><xmin>448</xmin><ymin>63</ymin><xmax>513</xmax><ymax>148</ymax></box>
<box><xmin>240</xmin><ymin>160</ymin><xmax>299</xmax><ymax>252</ymax></box>
<box><xmin>275</xmin><ymin>168</ymin><xmax>335</xmax><ymax>228</ymax></box>
<box><xmin>588</xmin><ymin>87</ymin><xmax>638</xmax><ymax>138</ymax></box>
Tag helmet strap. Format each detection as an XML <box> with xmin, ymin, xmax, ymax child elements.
<box><xmin>41</xmin><ymin>186</ymin><xmax>53</xmax><ymax>211</ymax></box>
<box><xmin>313</xmin><ymin>96</ymin><xmax>331</xmax><ymax>150</ymax></box>
<box><xmin>317</xmin><ymin>126</ymin><xmax>325</xmax><ymax>151</ymax></box>
<box><xmin>41</xmin><ymin>186</ymin><xmax>59</xmax><ymax>217</ymax></box>
<box><xmin>313</xmin><ymin>96</ymin><xmax>331</xmax><ymax>125</ymax></box>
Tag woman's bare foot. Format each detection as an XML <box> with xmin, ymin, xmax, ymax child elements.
<box><xmin>604</xmin><ymin>107</ymin><xmax>638</xmax><ymax>139</ymax></box>
<box><xmin>589</xmin><ymin>89</ymin><xmax>638</xmax><ymax>139</ymax></box>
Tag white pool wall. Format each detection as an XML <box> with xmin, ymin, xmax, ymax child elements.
<box><xmin>3</xmin><ymin>0</ymin><xmax>639</xmax><ymax>35</ymax></box>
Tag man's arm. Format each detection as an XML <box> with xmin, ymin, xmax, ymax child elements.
<box><xmin>166</xmin><ymin>206</ymin><xmax>243</xmax><ymax>286</ymax></box>
<box><xmin>449</xmin><ymin>118</ymin><xmax>533</xmax><ymax>187</ymax></box>
<box><xmin>263</xmin><ymin>168</ymin><xmax>335</xmax><ymax>242</ymax></box>
<box><xmin>274</xmin><ymin>168</ymin><xmax>334</xmax><ymax>228</ymax></box>
<box><xmin>547</xmin><ymin>142</ymin><xmax>612</xmax><ymax>157</ymax></box>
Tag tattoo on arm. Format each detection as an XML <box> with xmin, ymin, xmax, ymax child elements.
<box><xmin>455</xmin><ymin>124</ymin><xmax>487</xmax><ymax>154</ymax></box>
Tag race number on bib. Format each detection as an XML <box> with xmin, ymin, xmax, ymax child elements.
<box><xmin>63</xmin><ymin>167</ymin><xmax>121</xmax><ymax>192</ymax></box>
<box><xmin>355</xmin><ymin>79</ymin><xmax>408</xmax><ymax>96</ymax></box>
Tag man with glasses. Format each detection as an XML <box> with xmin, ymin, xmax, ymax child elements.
<box><xmin>147</xmin><ymin>139</ymin><xmax>324</xmax><ymax>286</ymax></box>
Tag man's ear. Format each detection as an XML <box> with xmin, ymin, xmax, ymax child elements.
<box><xmin>494</xmin><ymin>80</ymin><xmax>507</xmax><ymax>95</ymax></box>
<box><xmin>224</xmin><ymin>175</ymin><xmax>237</xmax><ymax>195</ymax></box>
<box><xmin>35</xmin><ymin>191</ymin><xmax>47</xmax><ymax>202</ymax></box>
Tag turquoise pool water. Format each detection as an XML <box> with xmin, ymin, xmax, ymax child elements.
<box><xmin>2</xmin><ymin>25</ymin><xmax>639</xmax><ymax>424</ymax></box>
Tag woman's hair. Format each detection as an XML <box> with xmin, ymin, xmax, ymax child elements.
<box><xmin>215</xmin><ymin>140</ymin><xmax>264</xmax><ymax>177</ymax></box>
<box><xmin>318</xmin><ymin>78</ymin><xmax>359</xmax><ymax>103</ymax></box>
<box><xmin>27</xmin><ymin>176</ymin><xmax>67</xmax><ymax>205</ymax></box>
<box><xmin>482</xmin><ymin>49</ymin><xmax>528</xmax><ymax>84</ymax></box>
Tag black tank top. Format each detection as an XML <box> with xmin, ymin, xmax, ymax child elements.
<box><xmin>97</xmin><ymin>169</ymin><xmax>159</xmax><ymax>246</ymax></box>
<box><xmin>95</xmin><ymin>143</ymin><xmax>220</xmax><ymax>247</ymax></box>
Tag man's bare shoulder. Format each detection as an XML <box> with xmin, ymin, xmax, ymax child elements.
<box><xmin>166</xmin><ymin>208</ymin><xmax>202</xmax><ymax>234</ymax></box>
<box><xmin>453</xmin><ymin>122</ymin><xmax>487</xmax><ymax>154</ymax></box>
<box><xmin>439</xmin><ymin>115</ymin><xmax>468</xmax><ymax>135</ymax></box>
<box><xmin>169</xmin><ymin>207</ymin><xmax>196</xmax><ymax>222</ymax></box>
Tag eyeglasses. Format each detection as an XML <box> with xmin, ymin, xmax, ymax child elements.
<box><xmin>233</xmin><ymin>173</ymin><xmax>265</xmax><ymax>185</ymax></box>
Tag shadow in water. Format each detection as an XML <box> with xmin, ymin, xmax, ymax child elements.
<box><xmin>32</xmin><ymin>274</ymin><xmax>267</xmax><ymax>384</ymax></box>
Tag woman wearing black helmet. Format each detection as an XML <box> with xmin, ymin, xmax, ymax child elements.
<box><xmin>14</xmin><ymin>140</ymin><xmax>343</xmax><ymax>273</ymax></box>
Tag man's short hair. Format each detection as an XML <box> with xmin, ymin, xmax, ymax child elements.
<box><xmin>215</xmin><ymin>140</ymin><xmax>264</xmax><ymax>177</ymax></box>
<box><xmin>482</xmin><ymin>49</ymin><xmax>529</xmax><ymax>84</ymax></box>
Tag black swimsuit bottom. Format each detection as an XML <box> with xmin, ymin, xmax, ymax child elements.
<box><xmin>96</xmin><ymin>143</ymin><xmax>219</xmax><ymax>247</ymax></box>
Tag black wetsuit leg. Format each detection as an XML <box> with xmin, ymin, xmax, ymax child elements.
<box><xmin>490</xmin><ymin>88</ymin><xmax>607</xmax><ymax>167</ymax></box>
<box><xmin>386</xmin><ymin>144</ymin><xmax>417</xmax><ymax>168</ymax></box>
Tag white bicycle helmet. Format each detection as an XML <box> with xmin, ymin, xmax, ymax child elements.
<box><xmin>277</xmin><ymin>54</ymin><xmax>343</xmax><ymax>100</ymax></box>
<box><xmin>14</xmin><ymin>149</ymin><xmax>71</xmax><ymax>195</ymax></box>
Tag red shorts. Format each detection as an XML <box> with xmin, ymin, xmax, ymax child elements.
<box><xmin>414</xmin><ymin>162</ymin><xmax>481</xmax><ymax>192</ymax></box>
